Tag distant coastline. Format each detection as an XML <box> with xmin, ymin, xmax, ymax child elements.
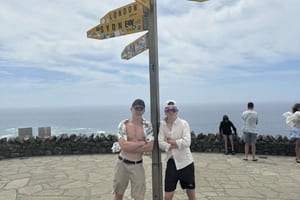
<box><xmin>0</xmin><ymin>102</ymin><xmax>291</xmax><ymax>139</ymax></box>
<box><xmin>0</xmin><ymin>131</ymin><xmax>290</xmax><ymax>140</ymax></box>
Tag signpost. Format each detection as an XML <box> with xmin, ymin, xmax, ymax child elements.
<box><xmin>87</xmin><ymin>1</ymin><xmax>162</xmax><ymax>199</ymax></box>
<box><xmin>87</xmin><ymin>0</ymin><xmax>210</xmax><ymax>199</ymax></box>
<box><xmin>147</xmin><ymin>1</ymin><xmax>162</xmax><ymax>199</ymax></box>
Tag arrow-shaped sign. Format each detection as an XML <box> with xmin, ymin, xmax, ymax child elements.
<box><xmin>121</xmin><ymin>33</ymin><xmax>149</xmax><ymax>60</ymax></box>
<box><xmin>100</xmin><ymin>2</ymin><xmax>146</xmax><ymax>24</ymax></box>
<box><xmin>87</xmin><ymin>2</ymin><xmax>148</xmax><ymax>40</ymax></box>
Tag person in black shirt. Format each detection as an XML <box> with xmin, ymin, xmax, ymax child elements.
<box><xmin>219</xmin><ymin>115</ymin><xmax>237</xmax><ymax>155</ymax></box>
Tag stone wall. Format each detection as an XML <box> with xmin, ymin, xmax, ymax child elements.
<box><xmin>0</xmin><ymin>134</ymin><xmax>117</xmax><ymax>159</ymax></box>
<box><xmin>190</xmin><ymin>132</ymin><xmax>296</xmax><ymax>156</ymax></box>
<box><xmin>0</xmin><ymin>132</ymin><xmax>296</xmax><ymax>160</ymax></box>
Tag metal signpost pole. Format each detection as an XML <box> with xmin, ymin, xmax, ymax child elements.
<box><xmin>148</xmin><ymin>0</ymin><xmax>162</xmax><ymax>199</ymax></box>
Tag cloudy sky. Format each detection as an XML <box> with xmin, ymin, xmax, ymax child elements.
<box><xmin>0</xmin><ymin>0</ymin><xmax>299</xmax><ymax>108</ymax></box>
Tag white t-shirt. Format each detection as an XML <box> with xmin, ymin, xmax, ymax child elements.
<box><xmin>242</xmin><ymin>110</ymin><xmax>258</xmax><ymax>133</ymax></box>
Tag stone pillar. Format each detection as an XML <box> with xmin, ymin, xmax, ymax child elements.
<box><xmin>38</xmin><ymin>127</ymin><xmax>51</xmax><ymax>138</ymax></box>
<box><xmin>18</xmin><ymin>127</ymin><xmax>33</xmax><ymax>138</ymax></box>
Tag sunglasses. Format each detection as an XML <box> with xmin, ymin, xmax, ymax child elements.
<box><xmin>165</xmin><ymin>108</ymin><xmax>177</xmax><ymax>113</ymax></box>
<box><xmin>134</xmin><ymin>107</ymin><xmax>144</xmax><ymax>111</ymax></box>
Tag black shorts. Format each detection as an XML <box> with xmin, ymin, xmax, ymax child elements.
<box><xmin>164</xmin><ymin>159</ymin><xmax>195</xmax><ymax>192</ymax></box>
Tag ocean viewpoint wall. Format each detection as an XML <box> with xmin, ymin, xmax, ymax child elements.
<box><xmin>0</xmin><ymin>132</ymin><xmax>296</xmax><ymax>159</ymax></box>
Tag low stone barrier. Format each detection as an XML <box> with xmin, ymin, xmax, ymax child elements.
<box><xmin>0</xmin><ymin>132</ymin><xmax>296</xmax><ymax>159</ymax></box>
<box><xmin>0</xmin><ymin>134</ymin><xmax>117</xmax><ymax>159</ymax></box>
<box><xmin>190</xmin><ymin>132</ymin><xmax>296</xmax><ymax>156</ymax></box>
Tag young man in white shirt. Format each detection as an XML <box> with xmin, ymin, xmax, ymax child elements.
<box><xmin>158</xmin><ymin>100</ymin><xmax>195</xmax><ymax>200</ymax></box>
<box><xmin>242</xmin><ymin>102</ymin><xmax>258</xmax><ymax>161</ymax></box>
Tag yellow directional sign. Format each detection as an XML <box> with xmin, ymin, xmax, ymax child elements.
<box><xmin>100</xmin><ymin>2</ymin><xmax>145</xmax><ymax>24</ymax></box>
<box><xmin>87</xmin><ymin>2</ymin><xmax>148</xmax><ymax>40</ymax></box>
<box><xmin>121</xmin><ymin>33</ymin><xmax>148</xmax><ymax>60</ymax></box>
<box><xmin>87</xmin><ymin>17</ymin><xmax>147</xmax><ymax>40</ymax></box>
<box><xmin>135</xmin><ymin>0</ymin><xmax>150</xmax><ymax>9</ymax></box>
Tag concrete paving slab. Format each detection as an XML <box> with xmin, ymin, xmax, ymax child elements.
<box><xmin>0</xmin><ymin>153</ymin><xmax>299</xmax><ymax>200</ymax></box>
<box><xmin>0</xmin><ymin>190</ymin><xmax>16</xmax><ymax>200</ymax></box>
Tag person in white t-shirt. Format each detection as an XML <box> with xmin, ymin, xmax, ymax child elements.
<box><xmin>158</xmin><ymin>100</ymin><xmax>195</xmax><ymax>200</ymax></box>
<box><xmin>242</xmin><ymin>102</ymin><xmax>258</xmax><ymax>161</ymax></box>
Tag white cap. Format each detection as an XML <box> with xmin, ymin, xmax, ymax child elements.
<box><xmin>164</xmin><ymin>100</ymin><xmax>177</xmax><ymax>108</ymax></box>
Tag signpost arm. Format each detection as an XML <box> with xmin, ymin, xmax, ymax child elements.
<box><xmin>148</xmin><ymin>0</ymin><xmax>162</xmax><ymax>199</ymax></box>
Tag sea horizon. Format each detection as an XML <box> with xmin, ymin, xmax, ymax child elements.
<box><xmin>0</xmin><ymin>102</ymin><xmax>292</xmax><ymax>139</ymax></box>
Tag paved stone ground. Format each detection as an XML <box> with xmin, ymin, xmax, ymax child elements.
<box><xmin>0</xmin><ymin>153</ymin><xmax>299</xmax><ymax>200</ymax></box>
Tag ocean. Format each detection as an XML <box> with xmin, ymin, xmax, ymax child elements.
<box><xmin>0</xmin><ymin>102</ymin><xmax>291</xmax><ymax>139</ymax></box>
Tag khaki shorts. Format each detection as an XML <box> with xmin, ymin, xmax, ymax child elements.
<box><xmin>113</xmin><ymin>159</ymin><xmax>145</xmax><ymax>199</ymax></box>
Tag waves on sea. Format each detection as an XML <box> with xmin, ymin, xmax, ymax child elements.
<box><xmin>0</xmin><ymin>102</ymin><xmax>291</xmax><ymax>139</ymax></box>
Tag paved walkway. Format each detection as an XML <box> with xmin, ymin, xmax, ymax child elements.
<box><xmin>0</xmin><ymin>153</ymin><xmax>299</xmax><ymax>200</ymax></box>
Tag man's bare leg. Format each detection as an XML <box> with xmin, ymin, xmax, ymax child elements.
<box><xmin>165</xmin><ymin>191</ymin><xmax>175</xmax><ymax>200</ymax></box>
<box><xmin>114</xmin><ymin>193</ymin><xmax>123</xmax><ymax>200</ymax></box>
<box><xmin>230</xmin><ymin>137</ymin><xmax>234</xmax><ymax>152</ymax></box>
<box><xmin>244</xmin><ymin>143</ymin><xmax>249</xmax><ymax>159</ymax></box>
<box><xmin>251</xmin><ymin>143</ymin><xmax>256</xmax><ymax>160</ymax></box>
<box><xmin>186</xmin><ymin>189</ymin><xmax>196</xmax><ymax>200</ymax></box>
<box><xmin>224</xmin><ymin>140</ymin><xmax>228</xmax><ymax>154</ymax></box>
<box><xmin>296</xmin><ymin>139</ymin><xmax>300</xmax><ymax>161</ymax></box>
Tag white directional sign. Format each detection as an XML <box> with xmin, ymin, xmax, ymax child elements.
<box><xmin>121</xmin><ymin>33</ymin><xmax>148</xmax><ymax>60</ymax></box>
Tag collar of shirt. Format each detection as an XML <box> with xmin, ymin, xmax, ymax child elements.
<box><xmin>162</xmin><ymin>117</ymin><xmax>179</xmax><ymax>126</ymax></box>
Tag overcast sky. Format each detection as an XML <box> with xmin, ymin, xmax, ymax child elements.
<box><xmin>0</xmin><ymin>0</ymin><xmax>299</xmax><ymax>108</ymax></box>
